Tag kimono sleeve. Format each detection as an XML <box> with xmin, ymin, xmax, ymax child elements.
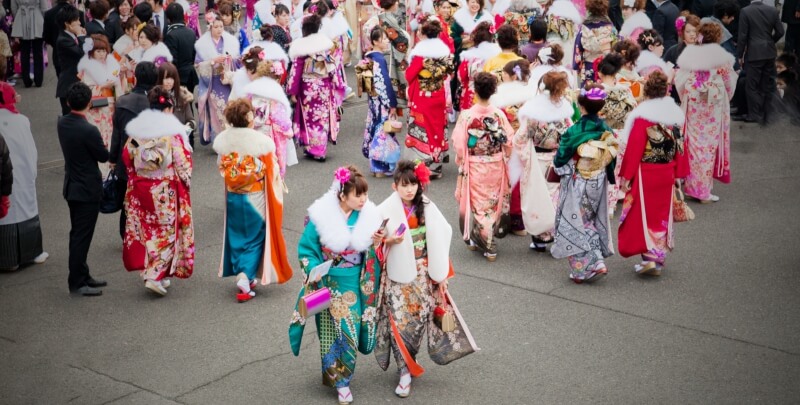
<box><xmin>171</xmin><ymin>135</ymin><xmax>193</xmax><ymax>188</ymax></box>
<box><xmin>619</xmin><ymin>118</ymin><xmax>648</xmax><ymax>182</ymax></box>
<box><xmin>297</xmin><ymin>220</ymin><xmax>325</xmax><ymax>278</ymax></box>
<box><xmin>404</xmin><ymin>56</ymin><xmax>423</xmax><ymax>89</ymax></box>
<box><xmin>450</xmin><ymin>21</ymin><xmax>464</xmax><ymax>53</ymax></box>
<box><xmin>511</xmin><ymin>118</ymin><xmax>531</xmax><ymax>165</ymax></box>
<box><xmin>271</xmin><ymin>101</ymin><xmax>294</xmax><ymax>139</ymax></box>
<box><xmin>497</xmin><ymin>108</ymin><xmax>515</xmax><ymax>158</ymax></box>
<box><xmin>572</xmin><ymin>30</ymin><xmax>584</xmax><ymax>72</ymax></box>
<box><xmin>378</xmin><ymin>56</ymin><xmax>398</xmax><ymax>107</ymax></box>
<box><xmin>554</xmin><ymin>125</ymin><xmax>577</xmax><ymax>168</ymax></box>
<box><xmin>452</xmin><ymin>112</ymin><xmax>469</xmax><ymax>165</ymax></box>
<box><xmin>457</xmin><ymin>60</ymin><xmax>469</xmax><ymax>88</ymax></box>
<box><xmin>286</xmin><ymin>57</ymin><xmax>304</xmax><ymax>97</ymax></box>
<box><xmin>723</xmin><ymin>66</ymin><xmax>738</xmax><ymax>101</ymax></box>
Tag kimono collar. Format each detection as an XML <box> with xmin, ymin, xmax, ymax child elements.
<box><xmin>288</xmin><ymin>33</ymin><xmax>334</xmax><ymax>59</ymax></box>
<box><xmin>453</xmin><ymin>8</ymin><xmax>493</xmax><ymax>33</ymax></box>
<box><xmin>78</xmin><ymin>55</ymin><xmax>121</xmax><ymax>85</ymax></box>
<box><xmin>213</xmin><ymin>126</ymin><xmax>276</xmax><ymax>157</ymax></box>
<box><xmin>0</xmin><ymin>82</ymin><xmax>19</xmax><ymax>114</ymax></box>
<box><xmin>408</xmin><ymin>38</ymin><xmax>451</xmax><ymax>61</ymax></box>
<box><xmin>518</xmin><ymin>93</ymin><xmax>573</xmax><ymax>122</ymax></box>
<box><xmin>546</xmin><ymin>0</ymin><xmax>583</xmax><ymax>24</ymax></box>
<box><xmin>307</xmin><ymin>190</ymin><xmax>383</xmax><ymax>253</ymax></box>
<box><xmin>196</xmin><ymin>31</ymin><xmax>241</xmax><ymax>61</ymax></box>
<box><xmin>125</xmin><ymin>109</ymin><xmax>190</xmax><ymax>145</ymax></box>
<box><xmin>676</xmin><ymin>43</ymin><xmax>735</xmax><ymax>71</ymax></box>
<box><xmin>489</xmin><ymin>81</ymin><xmax>534</xmax><ymax>108</ymax></box>
<box><xmin>243</xmin><ymin>77</ymin><xmax>292</xmax><ymax>109</ymax></box>
<box><xmin>619</xmin><ymin>97</ymin><xmax>684</xmax><ymax>142</ymax></box>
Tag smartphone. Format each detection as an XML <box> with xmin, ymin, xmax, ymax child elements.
<box><xmin>379</xmin><ymin>218</ymin><xmax>389</xmax><ymax>232</ymax></box>
<box><xmin>395</xmin><ymin>223</ymin><xmax>407</xmax><ymax>237</ymax></box>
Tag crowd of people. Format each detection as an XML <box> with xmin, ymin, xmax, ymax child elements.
<box><xmin>0</xmin><ymin>0</ymin><xmax>798</xmax><ymax>403</ymax></box>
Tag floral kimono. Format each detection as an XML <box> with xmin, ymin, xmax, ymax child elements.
<box><xmin>491</xmin><ymin>0</ymin><xmax>543</xmax><ymax>46</ymax></box>
<box><xmin>195</xmin><ymin>31</ymin><xmax>241</xmax><ymax>145</ymax></box>
<box><xmin>406</xmin><ymin>38</ymin><xmax>453</xmax><ymax>170</ymax></box>
<box><xmin>122</xmin><ymin>110</ymin><xmax>194</xmax><ymax>282</ymax></box>
<box><xmin>287</xmin><ymin>33</ymin><xmax>343</xmax><ymax>159</ymax></box>
<box><xmin>618</xmin><ymin>97</ymin><xmax>688</xmax><ymax>267</ymax></box>
<box><xmin>457</xmin><ymin>41</ymin><xmax>501</xmax><ymax>110</ymax></box>
<box><xmin>573</xmin><ymin>15</ymin><xmax>617</xmax><ymax>86</ymax></box>
<box><xmin>365</xmin><ymin>11</ymin><xmax>411</xmax><ymax>107</ymax></box>
<box><xmin>323</xmin><ymin>12</ymin><xmax>351</xmax><ymax>104</ymax></box>
<box><xmin>112</xmin><ymin>34</ymin><xmax>137</xmax><ymax>93</ymax></box>
<box><xmin>617</xmin><ymin>67</ymin><xmax>644</xmax><ymax>101</ymax></box>
<box><xmin>453</xmin><ymin>103</ymin><xmax>514</xmax><ymax>255</ymax></box>
<box><xmin>213</xmin><ymin>127</ymin><xmax>293</xmax><ymax>285</ymax></box>
<box><xmin>288</xmin><ymin>189</ymin><xmax>383</xmax><ymax>388</ymax></box>
<box><xmin>600</xmin><ymin>82</ymin><xmax>637</xmax><ymax>209</ymax></box>
<box><xmin>618</xmin><ymin>11</ymin><xmax>652</xmax><ymax>41</ymax></box>
<box><xmin>511</xmin><ymin>93</ymin><xmax>573</xmax><ymax>241</ymax></box>
<box><xmin>374</xmin><ymin>192</ymin><xmax>475</xmax><ymax>374</ymax></box>
<box><xmin>552</xmin><ymin>114</ymin><xmax>618</xmax><ymax>282</ymax></box>
<box><xmin>545</xmin><ymin>0</ymin><xmax>583</xmax><ymax>69</ymax></box>
<box><xmin>243</xmin><ymin>77</ymin><xmax>296</xmax><ymax>178</ymax></box>
<box><xmin>675</xmin><ymin>44</ymin><xmax>737</xmax><ymax>201</ymax></box>
<box><xmin>358</xmin><ymin>51</ymin><xmax>400</xmax><ymax>175</ymax></box>
<box><xmin>77</xmin><ymin>55</ymin><xmax>124</xmax><ymax>171</ymax></box>
<box><xmin>244</xmin><ymin>40</ymin><xmax>290</xmax><ymax>84</ymax></box>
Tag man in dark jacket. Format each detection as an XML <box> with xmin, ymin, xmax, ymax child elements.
<box><xmin>783</xmin><ymin>0</ymin><xmax>800</xmax><ymax>55</ymax></box>
<box><xmin>652</xmin><ymin>0</ymin><xmax>680</xmax><ymax>51</ymax></box>
<box><xmin>57</xmin><ymin>83</ymin><xmax>109</xmax><ymax>296</ymax></box>
<box><xmin>55</xmin><ymin>6</ymin><xmax>86</xmax><ymax>116</ymax></box>
<box><xmin>0</xmin><ymin>133</ymin><xmax>11</xmax><ymax>220</ymax></box>
<box><xmin>109</xmin><ymin>62</ymin><xmax>157</xmax><ymax>239</ymax></box>
<box><xmin>85</xmin><ymin>0</ymin><xmax>124</xmax><ymax>43</ymax></box>
<box><xmin>43</xmin><ymin>0</ymin><xmax>85</xmax><ymax>77</ymax></box>
<box><xmin>736</xmin><ymin>0</ymin><xmax>784</xmax><ymax>124</ymax></box>
<box><xmin>164</xmin><ymin>3</ymin><xmax>198</xmax><ymax>92</ymax></box>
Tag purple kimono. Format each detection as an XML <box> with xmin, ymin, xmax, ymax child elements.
<box><xmin>195</xmin><ymin>31</ymin><xmax>241</xmax><ymax>145</ymax></box>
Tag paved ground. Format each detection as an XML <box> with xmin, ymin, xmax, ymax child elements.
<box><xmin>1</xmin><ymin>58</ymin><xmax>799</xmax><ymax>405</ymax></box>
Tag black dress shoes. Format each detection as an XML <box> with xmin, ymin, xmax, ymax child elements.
<box><xmin>87</xmin><ymin>278</ymin><xmax>108</xmax><ymax>288</ymax></box>
<box><xmin>70</xmin><ymin>286</ymin><xmax>103</xmax><ymax>296</ymax></box>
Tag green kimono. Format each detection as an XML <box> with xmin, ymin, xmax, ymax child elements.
<box><xmin>289</xmin><ymin>198</ymin><xmax>383</xmax><ymax>389</ymax></box>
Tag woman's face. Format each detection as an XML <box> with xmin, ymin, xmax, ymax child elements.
<box><xmin>437</xmin><ymin>2</ymin><xmax>452</xmax><ymax>18</ymax></box>
<box><xmin>622</xmin><ymin>6</ymin><xmax>634</xmax><ymax>19</ymax></box>
<box><xmin>211</xmin><ymin>20</ymin><xmax>224</xmax><ymax>38</ymax></box>
<box><xmin>649</xmin><ymin>42</ymin><xmax>664</xmax><ymax>57</ymax></box>
<box><xmin>118</xmin><ymin>0</ymin><xmax>131</xmax><ymax>16</ymax></box>
<box><xmin>138</xmin><ymin>32</ymin><xmax>153</xmax><ymax>49</ymax></box>
<box><xmin>373</xmin><ymin>34</ymin><xmax>389</xmax><ymax>52</ymax></box>
<box><xmin>776</xmin><ymin>62</ymin><xmax>786</xmax><ymax>74</ymax></box>
<box><xmin>276</xmin><ymin>11</ymin><xmax>290</xmax><ymax>27</ymax></box>
<box><xmin>468</xmin><ymin>0</ymin><xmax>481</xmax><ymax>14</ymax></box>
<box><xmin>162</xmin><ymin>76</ymin><xmax>175</xmax><ymax>91</ymax></box>
<box><xmin>340</xmin><ymin>190</ymin><xmax>367</xmax><ymax>211</ymax></box>
<box><xmin>683</xmin><ymin>24</ymin><xmax>697</xmax><ymax>45</ymax></box>
<box><xmin>393</xmin><ymin>181</ymin><xmax>419</xmax><ymax>204</ymax></box>
<box><xmin>221</xmin><ymin>13</ymin><xmax>233</xmax><ymax>26</ymax></box>
<box><xmin>92</xmin><ymin>49</ymin><xmax>108</xmax><ymax>61</ymax></box>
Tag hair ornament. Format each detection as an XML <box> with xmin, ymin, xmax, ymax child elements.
<box><xmin>675</xmin><ymin>16</ymin><xmax>686</xmax><ymax>34</ymax></box>
<box><xmin>538</xmin><ymin>46</ymin><xmax>553</xmax><ymax>63</ymax></box>
<box><xmin>334</xmin><ymin>166</ymin><xmax>351</xmax><ymax>192</ymax></box>
<box><xmin>413</xmin><ymin>161</ymin><xmax>431</xmax><ymax>188</ymax></box>
<box><xmin>252</xmin><ymin>28</ymin><xmax>263</xmax><ymax>41</ymax></box>
<box><xmin>137</xmin><ymin>22</ymin><xmax>147</xmax><ymax>33</ymax></box>
<box><xmin>258</xmin><ymin>50</ymin><xmax>266</xmax><ymax>60</ymax></box>
<box><xmin>640</xmin><ymin>32</ymin><xmax>656</xmax><ymax>46</ymax></box>
<box><xmin>205</xmin><ymin>11</ymin><xmax>218</xmax><ymax>24</ymax></box>
<box><xmin>527</xmin><ymin>15</ymin><xmax>537</xmax><ymax>27</ymax></box>
<box><xmin>622</xmin><ymin>0</ymin><xmax>635</xmax><ymax>7</ymax></box>
<box><xmin>513</xmin><ymin>65</ymin><xmax>522</xmax><ymax>80</ymax></box>
<box><xmin>82</xmin><ymin>37</ymin><xmax>94</xmax><ymax>53</ymax></box>
<box><xmin>489</xmin><ymin>24</ymin><xmax>496</xmax><ymax>35</ymax></box>
<box><xmin>309</xmin><ymin>4</ymin><xmax>318</xmax><ymax>14</ymax></box>
<box><xmin>580</xmin><ymin>87</ymin><xmax>607</xmax><ymax>100</ymax></box>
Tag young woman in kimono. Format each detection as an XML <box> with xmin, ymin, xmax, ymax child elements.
<box><xmin>364</xmin><ymin>0</ymin><xmax>411</xmax><ymax>108</ymax></box>
<box><xmin>286</xmin><ymin>14</ymin><xmax>341</xmax><ymax>162</ymax></box>
<box><xmin>405</xmin><ymin>19</ymin><xmax>453</xmax><ymax>178</ymax></box>
<box><xmin>674</xmin><ymin>23</ymin><xmax>737</xmax><ymax>204</ymax></box>
<box><xmin>456</xmin><ymin>21</ymin><xmax>500</xmax><ymax>110</ymax></box>
<box><xmin>122</xmin><ymin>87</ymin><xmax>194</xmax><ymax>296</ymax></box>
<box><xmin>482</xmin><ymin>24</ymin><xmax>523</xmax><ymax>79</ymax></box>
<box><xmin>375</xmin><ymin>160</ymin><xmax>475</xmax><ymax>398</ymax></box>
<box><xmin>551</xmin><ymin>84</ymin><xmax>618</xmax><ymax>283</ymax></box>
<box><xmin>618</xmin><ymin>71</ymin><xmax>688</xmax><ymax>276</ymax></box>
<box><xmin>360</xmin><ymin>26</ymin><xmax>400</xmax><ymax>177</ymax></box>
<box><xmin>513</xmin><ymin>71</ymin><xmax>573</xmax><ymax>251</ymax></box>
<box><xmin>613</xmin><ymin>39</ymin><xmax>643</xmax><ymax>100</ymax></box>
<box><xmin>545</xmin><ymin>0</ymin><xmax>582</xmax><ymax>69</ymax></box>
<box><xmin>130</xmin><ymin>24</ymin><xmax>174</xmax><ymax>67</ymax></box>
<box><xmin>528</xmin><ymin>44</ymin><xmax>576</xmax><ymax>90</ymax></box>
<box><xmin>572</xmin><ymin>0</ymin><xmax>617</xmax><ymax>87</ymax></box>
<box><xmin>244</xmin><ymin>25</ymin><xmax>290</xmax><ymax>84</ymax></box>
<box><xmin>112</xmin><ymin>17</ymin><xmax>141</xmax><ymax>92</ymax></box>
<box><xmin>288</xmin><ymin>166</ymin><xmax>383</xmax><ymax>405</ymax></box>
<box><xmin>634</xmin><ymin>29</ymin><xmax>672</xmax><ymax>80</ymax></box>
<box><xmin>270</xmin><ymin>4</ymin><xmax>294</xmax><ymax>53</ymax></box>
<box><xmin>318</xmin><ymin>0</ymin><xmax>351</xmax><ymax>106</ymax></box>
<box><xmin>450</xmin><ymin>0</ymin><xmax>493</xmax><ymax>61</ymax></box>
<box><xmin>453</xmin><ymin>72</ymin><xmax>514</xmax><ymax>261</ymax></box>
<box><xmin>195</xmin><ymin>14</ymin><xmax>240</xmax><ymax>145</ymax></box>
<box><xmin>218</xmin><ymin>1</ymin><xmax>251</xmax><ymax>53</ymax></box>
<box><xmin>77</xmin><ymin>34</ymin><xmax>125</xmax><ymax>172</ymax></box>
<box><xmin>498</xmin><ymin>0</ymin><xmax>543</xmax><ymax>47</ymax></box>
<box><xmin>618</xmin><ymin>0</ymin><xmax>651</xmax><ymax>41</ymax></box>
<box><xmin>156</xmin><ymin>62</ymin><xmax>196</xmax><ymax>148</ymax></box>
<box><xmin>239</xmin><ymin>47</ymin><xmax>296</xmax><ymax>178</ymax></box>
<box><xmin>213</xmin><ymin>99</ymin><xmax>293</xmax><ymax>302</ymax></box>
<box><xmin>491</xmin><ymin>59</ymin><xmax>532</xmax><ymax>236</ymax></box>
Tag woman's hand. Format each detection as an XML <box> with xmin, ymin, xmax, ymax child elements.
<box><xmin>213</xmin><ymin>55</ymin><xmax>228</xmax><ymax>64</ymax></box>
<box><xmin>620</xmin><ymin>179</ymin><xmax>632</xmax><ymax>194</ymax></box>
<box><xmin>389</xmin><ymin>107</ymin><xmax>397</xmax><ymax>119</ymax></box>
<box><xmin>372</xmin><ymin>229</ymin><xmax>386</xmax><ymax>248</ymax></box>
<box><xmin>384</xmin><ymin>233</ymin><xmax>405</xmax><ymax>246</ymax></box>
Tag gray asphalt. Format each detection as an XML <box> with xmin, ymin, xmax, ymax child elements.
<box><xmin>1</xmin><ymin>57</ymin><xmax>799</xmax><ymax>405</ymax></box>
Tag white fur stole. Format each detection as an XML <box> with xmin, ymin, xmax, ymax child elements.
<box><xmin>307</xmin><ymin>190</ymin><xmax>382</xmax><ymax>253</ymax></box>
<box><xmin>213</xmin><ymin>126</ymin><xmax>276</xmax><ymax>157</ymax></box>
<box><xmin>619</xmin><ymin>96</ymin><xmax>684</xmax><ymax>143</ymax></box>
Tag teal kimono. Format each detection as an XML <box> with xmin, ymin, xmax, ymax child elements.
<box><xmin>289</xmin><ymin>197</ymin><xmax>383</xmax><ymax>388</ymax></box>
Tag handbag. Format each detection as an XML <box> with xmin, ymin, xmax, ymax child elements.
<box><xmin>545</xmin><ymin>165</ymin><xmax>560</xmax><ymax>183</ymax></box>
<box><xmin>298</xmin><ymin>283</ymin><xmax>331</xmax><ymax>318</ymax></box>
<box><xmin>673</xmin><ymin>185</ymin><xmax>695</xmax><ymax>222</ymax></box>
<box><xmin>382</xmin><ymin>119</ymin><xmax>403</xmax><ymax>133</ymax></box>
<box><xmin>100</xmin><ymin>171</ymin><xmax>122</xmax><ymax>214</ymax></box>
<box><xmin>433</xmin><ymin>284</ymin><xmax>456</xmax><ymax>333</ymax></box>
<box><xmin>427</xmin><ymin>284</ymin><xmax>479</xmax><ymax>365</ymax></box>
<box><xmin>91</xmin><ymin>97</ymin><xmax>110</xmax><ymax>108</ymax></box>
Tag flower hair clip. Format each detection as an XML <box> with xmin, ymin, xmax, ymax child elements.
<box><xmin>158</xmin><ymin>95</ymin><xmax>174</xmax><ymax>106</ymax></box>
<box><xmin>675</xmin><ymin>16</ymin><xmax>686</xmax><ymax>34</ymax></box>
<box><xmin>413</xmin><ymin>161</ymin><xmax>431</xmax><ymax>189</ymax></box>
<box><xmin>82</xmin><ymin>37</ymin><xmax>94</xmax><ymax>53</ymax></box>
<box><xmin>258</xmin><ymin>50</ymin><xmax>266</xmax><ymax>60</ymax></box>
<box><xmin>513</xmin><ymin>65</ymin><xmax>522</xmax><ymax>80</ymax></box>
<box><xmin>309</xmin><ymin>4</ymin><xmax>318</xmax><ymax>14</ymax></box>
<box><xmin>334</xmin><ymin>167</ymin><xmax>351</xmax><ymax>192</ymax></box>
<box><xmin>137</xmin><ymin>22</ymin><xmax>147</xmax><ymax>33</ymax></box>
<box><xmin>539</xmin><ymin>46</ymin><xmax>553</xmax><ymax>63</ymax></box>
<box><xmin>205</xmin><ymin>11</ymin><xmax>218</xmax><ymax>24</ymax></box>
<box><xmin>527</xmin><ymin>15</ymin><xmax>537</xmax><ymax>27</ymax></box>
<box><xmin>580</xmin><ymin>87</ymin><xmax>607</xmax><ymax>100</ymax></box>
<box><xmin>489</xmin><ymin>24</ymin><xmax>497</xmax><ymax>35</ymax></box>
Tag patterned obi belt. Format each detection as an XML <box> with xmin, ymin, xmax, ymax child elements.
<box><xmin>226</xmin><ymin>180</ymin><xmax>265</xmax><ymax>193</ymax></box>
<box><xmin>321</xmin><ymin>247</ymin><xmax>363</xmax><ymax>276</ymax></box>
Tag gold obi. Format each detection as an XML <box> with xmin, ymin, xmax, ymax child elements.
<box><xmin>575</xmin><ymin>131</ymin><xmax>619</xmax><ymax>179</ymax></box>
<box><xmin>354</xmin><ymin>60</ymin><xmax>376</xmax><ymax>97</ymax></box>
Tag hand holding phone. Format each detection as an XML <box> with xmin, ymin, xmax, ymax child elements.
<box><xmin>395</xmin><ymin>223</ymin><xmax>407</xmax><ymax>237</ymax></box>
<box><xmin>379</xmin><ymin>218</ymin><xmax>390</xmax><ymax>231</ymax></box>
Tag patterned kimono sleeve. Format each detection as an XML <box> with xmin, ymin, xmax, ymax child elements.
<box><xmin>297</xmin><ymin>221</ymin><xmax>325</xmax><ymax>280</ymax></box>
<box><xmin>238</xmin><ymin>28</ymin><xmax>251</xmax><ymax>53</ymax></box>
<box><xmin>404</xmin><ymin>56</ymin><xmax>423</xmax><ymax>93</ymax></box>
<box><xmin>271</xmin><ymin>101</ymin><xmax>294</xmax><ymax>139</ymax></box>
<box><xmin>219</xmin><ymin>153</ymin><xmax>267</xmax><ymax>191</ymax></box>
<box><xmin>457</xmin><ymin>60</ymin><xmax>469</xmax><ymax>89</ymax></box>
<box><xmin>172</xmin><ymin>135</ymin><xmax>193</xmax><ymax>188</ymax></box>
<box><xmin>286</xmin><ymin>57</ymin><xmax>304</xmax><ymax>97</ymax></box>
<box><xmin>376</xmin><ymin>56</ymin><xmax>397</xmax><ymax>108</ymax></box>
<box><xmin>497</xmin><ymin>108</ymin><xmax>515</xmax><ymax>158</ymax></box>
<box><xmin>512</xmin><ymin>118</ymin><xmax>531</xmax><ymax>164</ymax></box>
<box><xmin>723</xmin><ymin>66</ymin><xmax>738</xmax><ymax>101</ymax></box>
<box><xmin>195</xmin><ymin>54</ymin><xmax>214</xmax><ymax>81</ymax></box>
<box><xmin>452</xmin><ymin>112</ymin><xmax>469</xmax><ymax>166</ymax></box>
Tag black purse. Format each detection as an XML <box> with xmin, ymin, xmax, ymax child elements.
<box><xmin>100</xmin><ymin>171</ymin><xmax>122</xmax><ymax>214</ymax></box>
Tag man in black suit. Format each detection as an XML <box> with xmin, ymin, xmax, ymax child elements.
<box><xmin>146</xmin><ymin>0</ymin><xmax>169</xmax><ymax>37</ymax></box>
<box><xmin>164</xmin><ymin>3</ymin><xmax>198</xmax><ymax>92</ymax></box>
<box><xmin>105</xmin><ymin>0</ymin><xmax>126</xmax><ymax>44</ymax></box>
<box><xmin>109</xmin><ymin>62</ymin><xmax>157</xmax><ymax>239</ymax></box>
<box><xmin>43</xmin><ymin>0</ymin><xmax>85</xmax><ymax>77</ymax></box>
<box><xmin>55</xmin><ymin>6</ymin><xmax>86</xmax><ymax>116</ymax></box>
<box><xmin>736</xmin><ymin>0</ymin><xmax>784</xmax><ymax>124</ymax></box>
<box><xmin>783</xmin><ymin>0</ymin><xmax>800</xmax><ymax>55</ymax></box>
<box><xmin>57</xmin><ymin>83</ymin><xmax>110</xmax><ymax>297</ymax></box>
<box><xmin>652</xmin><ymin>0</ymin><xmax>680</xmax><ymax>51</ymax></box>
<box><xmin>85</xmin><ymin>0</ymin><xmax>124</xmax><ymax>43</ymax></box>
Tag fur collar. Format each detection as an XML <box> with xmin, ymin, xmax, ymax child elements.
<box><xmin>139</xmin><ymin>42</ymin><xmax>173</xmax><ymax>64</ymax></box>
<box><xmin>245</xmin><ymin>40</ymin><xmax>290</xmax><ymax>63</ymax></box>
<box><xmin>529</xmin><ymin>64</ymin><xmax>574</xmax><ymax>90</ymax></box>
<box><xmin>255</xmin><ymin>0</ymin><xmax>276</xmax><ymax>25</ymax></box>
<box><xmin>322</xmin><ymin>12</ymin><xmax>350</xmax><ymax>39</ymax></box>
<box><xmin>213</xmin><ymin>126</ymin><xmax>275</xmax><ymax>156</ymax></box>
<box><xmin>230</xmin><ymin>69</ymin><xmax>252</xmax><ymax>100</ymax></box>
<box><xmin>243</xmin><ymin>77</ymin><xmax>291</xmax><ymax>109</ymax></box>
<box><xmin>546</xmin><ymin>0</ymin><xmax>583</xmax><ymax>24</ymax></box>
<box><xmin>620</xmin><ymin>97</ymin><xmax>684</xmax><ymax>142</ymax></box>
<box><xmin>125</xmin><ymin>109</ymin><xmax>188</xmax><ymax>142</ymax></box>
<box><xmin>408</xmin><ymin>38</ymin><xmax>451</xmax><ymax>61</ymax></box>
<box><xmin>453</xmin><ymin>8</ymin><xmax>493</xmax><ymax>33</ymax></box>
<box><xmin>78</xmin><ymin>56</ymin><xmax>121</xmax><ymax>84</ymax></box>
<box><xmin>307</xmin><ymin>189</ymin><xmax>382</xmax><ymax>253</ymax></box>
<box><xmin>195</xmin><ymin>31</ymin><xmax>241</xmax><ymax>62</ymax></box>
<box><xmin>489</xmin><ymin>0</ymin><xmax>511</xmax><ymax>15</ymax></box>
<box><xmin>676</xmin><ymin>43</ymin><xmax>735</xmax><ymax>71</ymax></box>
<box><xmin>460</xmin><ymin>41</ymin><xmax>502</xmax><ymax>61</ymax></box>
<box><xmin>619</xmin><ymin>11</ymin><xmax>652</xmax><ymax>38</ymax></box>
<box><xmin>490</xmin><ymin>81</ymin><xmax>533</xmax><ymax>108</ymax></box>
<box><xmin>636</xmin><ymin>50</ymin><xmax>670</xmax><ymax>74</ymax></box>
<box><xmin>289</xmin><ymin>33</ymin><xmax>334</xmax><ymax>59</ymax></box>
<box><xmin>112</xmin><ymin>35</ymin><xmax>134</xmax><ymax>55</ymax></box>
<box><xmin>518</xmin><ymin>93</ymin><xmax>573</xmax><ymax>122</ymax></box>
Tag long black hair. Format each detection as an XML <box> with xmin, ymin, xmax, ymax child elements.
<box><xmin>392</xmin><ymin>160</ymin><xmax>427</xmax><ymax>225</ymax></box>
